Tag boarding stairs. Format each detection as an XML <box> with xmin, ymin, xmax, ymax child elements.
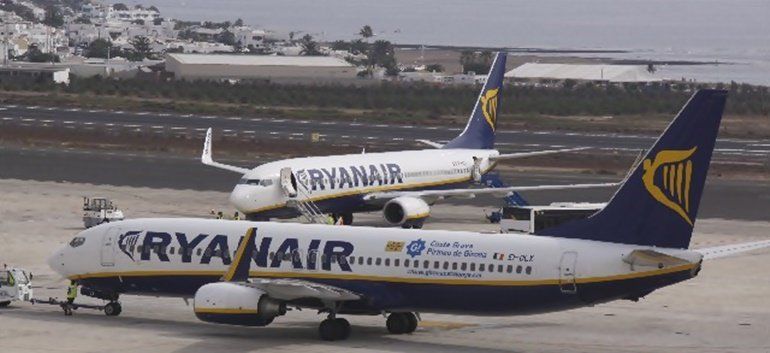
<box><xmin>280</xmin><ymin>167</ymin><xmax>328</xmax><ymax>224</ymax></box>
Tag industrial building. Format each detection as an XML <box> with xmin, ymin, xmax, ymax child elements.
<box><xmin>165</xmin><ymin>54</ymin><xmax>358</xmax><ymax>83</ymax></box>
<box><xmin>505</xmin><ymin>63</ymin><xmax>663</xmax><ymax>84</ymax></box>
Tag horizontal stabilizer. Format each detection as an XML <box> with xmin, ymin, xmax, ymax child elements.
<box><xmin>623</xmin><ymin>249</ymin><xmax>691</xmax><ymax>269</ymax></box>
<box><xmin>416</xmin><ymin>139</ymin><xmax>444</xmax><ymax>148</ymax></box>
<box><xmin>491</xmin><ymin>147</ymin><xmax>589</xmax><ymax>160</ymax></box>
<box><xmin>697</xmin><ymin>240</ymin><xmax>770</xmax><ymax>260</ymax></box>
<box><xmin>202</xmin><ymin>128</ymin><xmax>250</xmax><ymax>174</ymax></box>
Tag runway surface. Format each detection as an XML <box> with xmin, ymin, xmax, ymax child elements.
<box><xmin>2</xmin><ymin>145</ymin><xmax>769</xmax><ymax>221</ymax></box>
<box><xmin>2</xmin><ymin>103</ymin><xmax>770</xmax><ymax>160</ymax></box>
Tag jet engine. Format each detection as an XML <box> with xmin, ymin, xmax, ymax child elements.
<box><xmin>193</xmin><ymin>282</ymin><xmax>286</xmax><ymax>326</ymax></box>
<box><xmin>383</xmin><ymin>196</ymin><xmax>430</xmax><ymax>228</ymax></box>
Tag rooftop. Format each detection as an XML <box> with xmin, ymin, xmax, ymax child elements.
<box><xmin>168</xmin><ymin>54</ymin><xmax>353</xmax><ymax>67</ymax></box>
<box><xmin>505</xmin><ymin>63</ymin><xmax>662</xmax><ymax>83</ymax></box>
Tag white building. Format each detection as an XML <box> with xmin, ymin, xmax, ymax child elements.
<box><xmin>231</xmin><ymin>26</ymin><xmax>266</xmax><ymax>49</ymax></box>
<box><xmin>505</xmin><ymin>63</ymin><xmax>663</xmax><ymax>83</ymax></box>
<box><xmin>165</xmin><ymin>53</ymin><xmax>357</xmax><ymax>83</ymax></box>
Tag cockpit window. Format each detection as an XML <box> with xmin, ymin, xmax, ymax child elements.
<box><xmin>260</xmin><ymin>179</ymin><xmax>273</xmax><ymax>186</ymax></box>
<box><xmin>69</xmin><ymin>237</ymin><xmax>86</xmax><ymax>248</ymax></box>
<box><xmin>238</xmin><ymin>178</ymin><xmax>261</xmax><ymax>185</ymax></box>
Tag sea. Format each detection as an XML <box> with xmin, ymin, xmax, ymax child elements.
<box><xmin>116</xmin><ymin>0</ymin><xmax>770</xmax><ymax>85</ymax></box>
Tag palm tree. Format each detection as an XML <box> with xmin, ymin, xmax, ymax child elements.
<box><xmin>359</xmin><ymin>25</ymin><xmax>374</xmax><ymax>41</ymax></box>
<box><xmin>299</xmin><ymin>34</ymin><xmax>322</xmax><ymax>56</ymax></box>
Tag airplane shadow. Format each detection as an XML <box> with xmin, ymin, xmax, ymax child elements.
<box><xmin>3</xmin><ymin>309</ymin><xmax>527</xmax><ymax>353</ymax></box>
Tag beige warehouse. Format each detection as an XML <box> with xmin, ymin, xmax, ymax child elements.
<box><xmin>165</xmin><ymin>53</ymin><xmax>358</xmax><ymax>83</ymax></box>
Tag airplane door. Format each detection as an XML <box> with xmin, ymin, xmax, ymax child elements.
<box><xmin>559</xmin><ymin>251</ymin><xmax>578</xmax><ymax>294</ymax></box>
<box><xmin>280</xmin><ymin>167</ymin><xmax>298</xmax><ymax>197</ymax></box>
<box><xmin>471</xmin><ymin>157</ymin><xmax>483</xmax><ymax>182</ymax></box>
<box><xmin>100</xmin><ymin>227</ymin><xmax>120</xmax><ymax>267</ymax></box>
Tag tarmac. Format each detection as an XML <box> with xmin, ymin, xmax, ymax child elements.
<box><xmin>1</xmin><ymin>103</ymin><xmax>769</xmax><ymax>161</ymax></box>
<box><xmin>0</xmin><ymin>179</ymin><xmax>769</xmax><ymax>353</ymax></box>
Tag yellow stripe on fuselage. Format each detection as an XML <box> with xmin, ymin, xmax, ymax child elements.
<box><xmin>69</xmin><ymin>263</ymin><xmax>696</xmax><ymax>287</ymax></box>
<box><xmin>248</xmin><ymin>163</ymin><xmax>498</xmax><ymax>214</ymax></box>
<box><xmin>221</xmin><ymin>227</ymin><xmax>255</xmax><ymax>282</ymax></box>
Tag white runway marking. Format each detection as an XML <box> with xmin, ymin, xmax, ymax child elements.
<box><xmin>151</xmin><ymin>125</ymin><xmax>165</xmax><ymax>129</ymax></box>
<box><xmin>227</xmin><ymin>117</ymin><xmax>242</xmax><ymax>121</ymax></box>
<box><xmin>170</xmin><ymin>127</ymin><xmax>186</xmax><ymax>130</ymax></box>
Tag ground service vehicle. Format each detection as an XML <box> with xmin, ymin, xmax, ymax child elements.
<box><xmin>0</xmin><ymin>267</ymin><xmax>33</xmax><ymax>307</ymax></box>
<box><xmin>83</xmin><ymin>197</ymin><xmax>124</xmax><ymax>228</ymax></box>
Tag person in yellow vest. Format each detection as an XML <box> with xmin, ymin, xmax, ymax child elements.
<box><xmin>64</xmin><ymin>281</ymin><xmax>78</xmax><ymax>316</ymax></box>
<box><xmin>326</xmin><ymin>214</ymin><xmax>335</xmax><ymax>225</ymax></box>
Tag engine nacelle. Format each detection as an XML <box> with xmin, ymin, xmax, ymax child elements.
<box><xmin>193</xmin><ymin>282</ymin><xmax>285</xmax><ymax>326</ymax></box>
<box><xmin>383</xmin><ymin>196</ymin><xmax>430</xmax><ymax>228</ymax></box>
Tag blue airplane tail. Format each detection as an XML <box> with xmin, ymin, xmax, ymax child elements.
<box><xmin>443</xmin><ymin>52</ymin><xmax>507</xmax><ymax>150</ymax></box>
<box><xmin>536</xmin><ymin>90</ymin><xmax>728</xmax><ymax>249</ymax></box>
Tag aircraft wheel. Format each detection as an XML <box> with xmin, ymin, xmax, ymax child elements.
<box><xmin>386</xmin><ymin>313</ymin><xmax>410</xmax><ymax>334</ymax></box>
<box><xmin>0</xmin><ymin>301</ymin><xmax>11</xmax><ymax>308</ymax></box>
<box><xmin>104</xmin><ymin>302</ymin><xmax>122</xmax><ymax>316</ymax></box>
<box><xmin>319</xmin><ymin>318</ymin><xmax>351</xmax><ymax>341</ymax></box>
<box><xmin>341</xmin><ymin>213</ymin><xmax>354</xmax><ymax>225</ymax></box>
<box><xmin>404</xmin><ymin>312</ymin><xmax>418</xmax><ymax>333</ymax></box>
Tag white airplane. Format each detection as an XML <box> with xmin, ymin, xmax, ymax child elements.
<box><xmin>48</xmin><ymin>89</ymin><xmax>770</xmax><ymax>341</ymax></box>
<box><xmin>202</xmin><ymin>52</ymin><xmax>616</xmax><ymax>227</ymax></box>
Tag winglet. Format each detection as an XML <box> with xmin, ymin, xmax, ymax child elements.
<box><xmin>221</xmin><ymin>227</ymin><xmax>257</xmax><ymax>282</ymax></box>
<box><xmin>201</xmin><ymin>128</ymin><xmax>251</xmax><ymax>174</ymax></box>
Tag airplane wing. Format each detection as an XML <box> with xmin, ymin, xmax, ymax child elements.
<box><xmin>696</xmin><ymin>240</ymin><xmax>770</xmax><ymax>260</ymax></box>
<box><xmin>220</xmin><ymin>227</ymin><xmax>360</xmax><ymax>302</ymax></box>
<box><xmin>491</xmin><ymin>147</ymin><xmax>589</xmax><ymax>160</ymax></box>
<box><xmin>362</xmin><ymin>181</ymin><xmax>619</xmax><ymax>202</ymax></box>
<box><xmin>238</xmin><ymin>278</ymin><xmax>360</xmax><ymax>301</ymax></box>
<box><xmin>201</xmin><ymin>128</ymin><xmax>251</xmax><ymax>174</ymax></box>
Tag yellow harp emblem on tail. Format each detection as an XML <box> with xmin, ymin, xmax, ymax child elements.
<box><xmin>642</xmin><ymin>147</ymin><xmax>697</xmax><ymax>226</ymax></box>
<box><xmin>480</xmin><ymin>88</ymin><xmax>499</xmax><ymax>131</ymax></box>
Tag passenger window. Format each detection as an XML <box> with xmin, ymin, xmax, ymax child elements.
<box><xmin>516</xmin><ymin>265</ymin><xmax>522</xmax><ymax>274</ymax></box>
<box><xmin>404</xmin><ymin>259</ymin><xmax>410</xmax><ymax>267</ymax></box>
<box><xmin>321</xmin><ymin>254</ymin><xmax>327</xmax><ymax>263</ymax></box>
<box><xmin>506</xmin><ymin>265</ymin><xmax>513</xmax><ymax>273</ymax></box>
<box><xmin>423</xmin><ymin>260</ymin><xmax>429</xmax><ymax>269</ymax></box>
<box><xmin>525</xmin><ymin>266</ymin><xmax>532</xmax><ymax>275</ymax></box>
<box><xmin>349</xmin><ymin>256</ymin><xmax>355</xmax><ymax>264</ymax></box>
<box><xmin>129</xmin><ymin>245</ymin><xmax>135</xmax><ymax>253</ymax></box>
<box><xmin>488</xmin><ymin>265</ymin><xmax>494</xmax><ymax>273</ymax></box>
<box><xmin>478</xmin><ymin>264</ymin><xmax>485</xmax><ymax>272</ymax></box>
<box><xmin>331</xmin><ymin>255</ymin><xmax>337</xmax><ymax>263</ymax></box>
<box><xmin>442</xmin><ymin>262</ymin><xmax>448</xmax><ymax>270</ymax></box>
<box><xmin>497</xmin><ymin>265</ymin><xmax>503</xmax><ymax>272</ymax></box>
<box><xmin>136</xmin><ymin>245</ymin><xmax>142</xmax><ymax>253</ymax></box>
<box><xmin>375</xmin><ymin>258</ymin><xmax>381</xmax><ymax>266</ymax></box>
<box><xmin>470</xmin><ymin>263</ymin><xmax>476</xmax><ymax>271</ymax></box>
<box><xmin>384</xmin><ymin>258</ymin><xmax>390</xmax><ymax>267</ymax></box>
<box><xmin>197</xmin><ymin>248</ymin><xmax>202</xmax><ymax>256</ymax></box>
<box><xmin>284</xmin><ymin>252</ymin><xmax>292</xmax><ymax>261</ymax></box>
<box><xmin>169</xmin><ymin>247</ymin><xmax>175</xmax><ymax>255</ymax></box>
<box><xmin>339</xmin><ymin>256</ymin><xmax>347</xmax><ymax>265</ymax></box>
<box><xmin>461</xmin><ymin>263</ymin><xmax>467</xmax><ymax>271</ymax></box>
<box><xmin>307</xmin><ymin>251</ymin><xmax>317</xmax><ymax>265</ymax></box>
<box><xmin>367</xmin><ymin>257</ymin><xmax>372</xmax><ymax>266</ymax></box>
<box><xmin>269</xmin><ymin>252</ymin><xmax>275</xmax><ymax>260</ymax></box>
<box><xmin>394</xmin><ymin>259</ymin><xmax>400</xmax><ymax>267</ymax></box>
<box><xmin>292</xmin><ymin>250</ymin><xmax>301</xmax><ymax>262</ymax></box>
<box><xmin>414</xmin><ymin>260</ymin><xmax>419</xmax><ymax>268</ymax></box>
<box><xmin>452</xmin><ymin>263</ymin><xmax>458</xmax><ymax>270</ymax></box>
<box><xmin>203</xmin><ymin>248</ymin><xmax>211</xmax><ymax>256</ymax></box>
<box><xmin>433</xmin><ymin>261</ymin><xmax>439</xmax><ymax>269</ymax></box>
<box><xmin>359</xmin><ymin>257</ymin><xmax>364</xmax><ymax>265</ymax></box>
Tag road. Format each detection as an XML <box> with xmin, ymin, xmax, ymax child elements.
<box><xmin>2</xmin><ymin>145</ymin><xmax>769</xmax><ymax>221</ymax></box>
<box><xmin>1</xmin><ymin>104</ymin><xmax>769</xmax><ymax>160</ymax></box>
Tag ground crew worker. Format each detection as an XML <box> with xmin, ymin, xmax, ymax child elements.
<box><xmin>327</xmin><ymin>214</ymin><xmax>335</xmax><ymax>225</ymax></box>
<box><xmin>64</xmin><ymin>281</ymin><xmax>78</xmax><ymax>316</ymax></box>
<box><xmin>216</xmin><ymin>211</ymin><xmax>224</xmax><ymax>219</ymax></box>
<box><xmin>233</xmin><ymin>212</ymin><xmax>240</xmax><ymax>220</ymax></box>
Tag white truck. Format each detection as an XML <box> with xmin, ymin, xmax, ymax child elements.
<box><xmin>83</xmin><ymin>197</ymin><xmax>124</xmax><ymax>228</ymax></box>
<box><xmin>0</xmin><ymin>267</ymin><xmax>33</xmax><ymax>307</ymax></box>
<box><xmin>499</xmin><ymin>202</ymin><xmax>606</xmax><ymax>234</ymax></box>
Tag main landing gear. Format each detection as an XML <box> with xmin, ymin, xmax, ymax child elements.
<box><xmin>318</xmin><ymin>313</ymin><xmax>351</xmax><ymax>341</ymax></box>
<box><xmin>386</xmin><ymin>312</ymin><xmax>418</xmax><ymax>334</ymax></box>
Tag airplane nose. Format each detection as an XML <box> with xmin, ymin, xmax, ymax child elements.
<box><xmin>47</xmin><ymin>247</ymin><xmax>66</xmax><ymax>277</ymax></box>
<box><xmin>229</xmin><ymin>185</ymin><xmax>254</xmax><ymax>213</ymax></box>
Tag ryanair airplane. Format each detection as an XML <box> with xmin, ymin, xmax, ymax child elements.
<box><xmin>48</xmin><ymin>89</ymin><xmax>770</xmax><ymax>341</ymax></box>
<box><xmin>202</xmin><ymin>52</ymin><xmax>615</xmax><ymax>227</ymax></box>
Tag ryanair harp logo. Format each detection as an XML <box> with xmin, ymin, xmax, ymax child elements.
<box><xmin>642</xmin><ymin>147</ymin><xmax>697</xmax><ymax>226</ymax></box>
<box><xmin>480</xmin><ymin>88</ymin><xmax>499</xmax><ymax>131</ymax></box>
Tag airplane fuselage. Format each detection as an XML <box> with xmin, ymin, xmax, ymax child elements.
<box><xmin>50</xmin><ymin>218</ymin><xmax>702</xmax><ymax>316</ymax></box>
<box><xmin>230</xmin><ymin>149</ymin><xmax>499</xmax><ymax>219</ymax></box>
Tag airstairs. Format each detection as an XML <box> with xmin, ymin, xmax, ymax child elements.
<box><xmin>280</xmin><ymin>167</ymin><xmax>328</xmax><ymax>224</ymax></box>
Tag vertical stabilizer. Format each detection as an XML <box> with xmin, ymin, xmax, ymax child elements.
<box><xmin>443</xmin><ymin>52</ymin><xmax>507</xmax><ymax>150</ymax></box>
